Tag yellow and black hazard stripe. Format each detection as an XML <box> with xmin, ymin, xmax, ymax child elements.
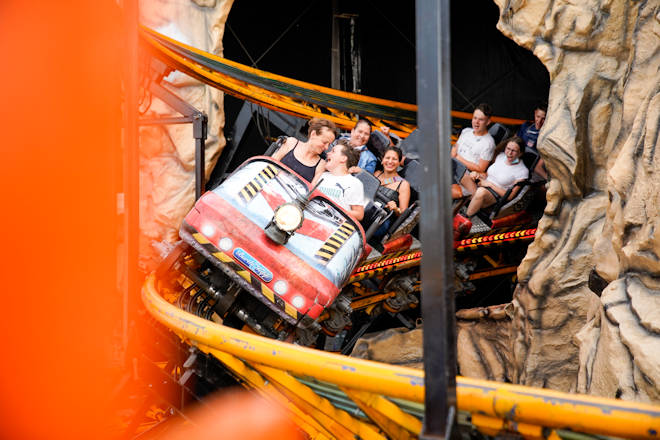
<box><xmin>315</xmin><ymin>221</ymin><xmax>355</xmax><ymax>264</ymax></box>
<box><xmin>455</xmin><ymin>228</ymin><xmax>537</xmax><ymax>252</ymax></box>
<box><xmin>191</xmin><ymin>232</ymin><xmax>298</xmax><ymax>320</ymax></box>
<box><xmin>349</xmin><ymin>249</ymin><xmax>422</xmax><ymax>282</ymax></box>
<box><xmin>354</xmin><ymin>250</ymin><xmax>409</xmax><ymax>270</ymax></box>
<box><xmin>238</xmin><ymin>164</ymin><xmax>279</xmax><ymax>204</ymax></box>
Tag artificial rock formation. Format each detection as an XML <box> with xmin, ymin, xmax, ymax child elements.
<box><xmin>455</xmin><ymin>304</ymin><xmax>514</xmax><ymax>382</ymax></box>
<box><xmin>351</xmin><ymin>304</ymin><xmax>515</xmax><ymax>381</ymax></box>
<box><xmin>351</xmin><ymin>327</ymin><xmax>425</xmax><ymax>370</ymax></box>
<box><xmin>138</xmin><ymin>0</ymin><xmax>234</xmax><ymax>271</ymax></box>
<box><xmin>485</xmin><ymin>0</ymin><xmax>660</xmax><ymax>399</ymax></box>
<box><xmin>354</xmin><ymin>1</ymin><xmax>659</xmax><ymax>402</ymax></box>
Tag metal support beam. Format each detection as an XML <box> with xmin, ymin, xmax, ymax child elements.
<box><xmin>192</xmin><ymin>113</ymin><xmax>207</xmax><ymax>200</ymax></box>
<box><xmin>141</xmin><ymin>79</ymin><xmax>208</xmax><ymax>200</ymax></box>
<box><xmin>415</xmin><ymin>0</ymin><xmax>457</xmax><ymax>438</ymax></box>
<box><xmin>331</xmin><ymin>0</ymin><xmax>341</xmax><ymax>90</ymax></box>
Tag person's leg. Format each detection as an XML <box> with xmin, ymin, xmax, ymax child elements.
<box><xmin>460</xmin><ymin>171</ymin><xmax>477</xmax><ymax>195</ymax></box>
<box><xmin>451</xmin><ymin>184</ymin><xmax>463</xmax><ymax>199</ymax></box>
<box><xmin>371</xmin><ymin>218</ymin><xmax>391</xmax><ymax>242</ymax></box>
<box><xmin>452</xmin><ymin>158</ymin><xmax>467</xmax><ymax>184</ymax></box>
<box><xmin>534</xmin><ymin>157</ymin><xmax>548</xmax><ymax>180</ymax></box>
<box><xmin>451</xmin><ymin>158</ymin><xmax>474</xmax><ymax>199</ymax></box>
<box><xmin>465</xmin><ymin>187</ymin><xmax>496</xmax><ymax>217</ymax></box>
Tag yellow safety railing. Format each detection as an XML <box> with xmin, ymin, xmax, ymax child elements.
<box><xmin>143</xmin><ymin>273</ymin><xmax>660</xmax><ymax>439</ymax></box>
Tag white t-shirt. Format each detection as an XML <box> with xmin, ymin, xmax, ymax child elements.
<box><xmin>486</xmin><ymin>152</ymin><xmax>529</xmax><ymax>190</ymax></box>
<box><xmin>316</xmin><ymin>172</ymin><xmax>366</xmax><ymax>211</ymax></box>
<box><xmin>455</xmin><ymin>128</ymin><xmax>496</xmax><ymax>164</ymax></box>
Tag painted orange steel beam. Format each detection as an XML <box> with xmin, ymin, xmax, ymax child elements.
<box><xmin>143</xmin><ymin>274</ymin><xmax>660</xmax><ymax>439</ymax></box>
<box><xmin>470</xmin><ymin>413</ymin><xmax>561</xmax><ymax>440</ymax></box>
<box><xmin>340</xmin><ymin>387</ymin><xmax>422</xmax><ymax>437</ymax></box>
<box><xmin>140</xmin><ymin>26</ymin><xmax>417</xmax><ymax>110</ymax></box>
<box><xmin>141</xmin><ymin>27</ymin><xmax>526</xmax><ymax>133</ymax></box>
<box><xmin>468</xmin><ymin>266</ymin><xmax>517</xmax><ymax>281</ymax></box>
<box><xmin>140</xmin><ymin>31</ymin><xmax>415</xmax><ymax>137</ymax></box>
<box><xmin>207</xmin><ymin>347</ymin><xmax>336</xmax><ymax>440</ymax></box>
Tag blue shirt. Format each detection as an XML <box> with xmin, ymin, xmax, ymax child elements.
<box><xmin>517</xmin><ymin>121</ymin><xmax>540</xmax><ymax>150</ymax></box>
<box><xmin>356</xmin><ymin>146</ymin><xmax>377</xmax><ymax>173</ymax></box>
<box><xmin>335</xmin><ymin>133</ymin><xmax>378</xmax><ymax>174</ymax></box>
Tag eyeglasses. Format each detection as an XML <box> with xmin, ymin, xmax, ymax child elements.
<box><xmin>505</xmin><ymin>147</ymin><xmax>520</xmax><ymax>153</ymax></box>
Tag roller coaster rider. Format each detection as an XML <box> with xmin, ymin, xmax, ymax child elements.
<box><xmin>272</xmin><ymin>117</ymin><xmax>337</xmax><ymax>182</ymax></box>
<box><xmin>370</xmin><ymin>146</ymin><xmax>411</xmax><ymax>241</ymax></box>
<box><xmin>312</xmin><ymin>140</ymin><xmax>366</xmax><ymax>221</ymax></box>
<box><xmin>451</xmin><ymin>103</ymin><xmax>496</xmax><ymax>198</ymax></box>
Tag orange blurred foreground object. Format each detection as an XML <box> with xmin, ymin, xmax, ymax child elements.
<box><xmin>0</xmin><ymin>1</ymin><xmax>126</xmax><ymax>438</ymax></box>
<box><xmin>163</xmin><ymin>390</ymin><xmax>303</xmax><ymax>440</ymax></box>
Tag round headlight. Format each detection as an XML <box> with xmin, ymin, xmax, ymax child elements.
<box><xmin>201</xmin><ymin>223</ymin><xmax>215</xmax><ymax>238</ymax></box>
<box><xmin>218</xmin><ymin>237</ymin><xmax>233</xmax><ymax>252</ymax></box>
<box><xmin>291</xmin><ymin>295</ymin><xmax>305</xmax><ymax>309</ymax></box>
<box><xmin>273</xmin><ymin>280</ymin><xmax>288</xmax><ymax>295</ymax></box>
<box><xmin>274</xmin><ymin>203</ymin><xmax>303</xmax><ymax>232</ymax></box>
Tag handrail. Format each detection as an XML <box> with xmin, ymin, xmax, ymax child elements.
<box><xmin>143</xmin><ymin>273</ymin><xmax>660</xmax><ymax>439</ymax></box>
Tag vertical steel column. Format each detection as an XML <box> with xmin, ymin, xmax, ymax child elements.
<box><xmin>122</xmin><ymin>0</ymin><xmax>139</xmax><ymax>364</ymax></box>
<box><xmin>415</xmin><ymin>0</ymin><xmax>457</xmax><ymax>438</ymax></box>
<box><xmin>331</xmin><ymin>0</ymin><xmax>341</xmax><ymax>90</ymax></box>
<box><xmin>193</xmin><ymin>113</ymin><xmax>208</xmax><ymax>200</ymax></box>
<box><xmin>144</xmin><ymin>79</ymin><xmax>208</xmax><ymax>201</ymax></box>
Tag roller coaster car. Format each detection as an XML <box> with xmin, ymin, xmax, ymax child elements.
<box><xmin>158</xmin><ymin>135</ymin><xmax>545</xmax><ymax>350</ymax></box>
<box><xmin>159</xmin><ymin>156</ymin><xmax>369</xmax><ymax>344</ymax></box>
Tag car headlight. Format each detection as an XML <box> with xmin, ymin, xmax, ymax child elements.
<box><xmin>218</xmin><ymin>237</ymin><xmax>233</xmax><ymax>252</ymax></box>
<box><xmin>201</xmin><ymin>223</ymin><xmax>216</xmax><ymax>238</ymax></box>
<box><xmin>273</xmin><ymin>280</ymin><xmax>288</xmax><ymax>295</ymax></box>
<box><xmin>273</xmin><ymin>203</ymin><xmax>303</xmax><ymax>232</ymax></box>
<box><xmin>291</xmin><ymin>295</ymin><xmax>305</xmax><ymax>309</ymax></box>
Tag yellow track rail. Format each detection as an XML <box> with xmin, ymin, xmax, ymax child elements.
<box><xmin>140</xmin><ymin>27</ymin><xmax>526</xmax><ymax>137</ymax></box>
<box><xmin>143</xmin><ymin>273</ymin><xmax>660</xmax><ymax>439</ymax></box>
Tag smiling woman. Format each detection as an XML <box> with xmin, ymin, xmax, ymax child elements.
<box><xmin>272</xmin><ymin>117</ymin><xmax>337</xmax><ymax>182</ymax></box>
<box><xmin>369</xmin><ymin>146</ymin><xmax>411</xmax><ymax>241</ymax></box>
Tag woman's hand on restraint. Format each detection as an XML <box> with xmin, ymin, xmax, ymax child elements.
<box><xmin>386</xmin><ymin>200</ymin><xmax>400</xmax><ymax>214</ymax></box>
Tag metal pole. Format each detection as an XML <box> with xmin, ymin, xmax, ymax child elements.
<box><xmin>331</xmin><ymin>0</ymin><xmax>341</xmax><ymax>90</ymax></box>
<box><xmin>145</xmin><ymin>78</ymin><xmax>207</xmax><ymax>200</ymax></box>
<box><xmin>193</xmin><ymin>113</ymin><xmax>208</xmax><ymax>200</ymax></box>
<box><xmin>415</xmin><ymin>0</ymin><xmax>457</xmax><ymax>438</ymax></box>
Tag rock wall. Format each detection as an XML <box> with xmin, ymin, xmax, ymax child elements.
<box><xmin>486</xmin><ymin>0</ymin><xmax>660</xmax><ymax>399</ymax></box>
<box><xmin>351</xmin><ymin>327</ymin><xmax>425</xmax><ymax>369</ymax></box>
<box><xmin>138</xmin><ymin>0</ymin><xmax>234</xmax><ymax>271</ymax></box>
<box><xmin>350</xmin><ymin>304</ymin><xmax>515</xmax><ymax>381</ymax></box>
<box><xmin>455</xmin><ymin>304</ymin><xmax>514</xmax><ymax>382</ymax></box>
<box><xmin>351</xmin><ymin>3</ymin><xmax>658</xmax><ymax>402</ymax></box>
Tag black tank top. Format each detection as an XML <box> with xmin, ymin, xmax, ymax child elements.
<box><xmin>281</xmin><ymin>140</ymin><xmax>320</xmax><ymax>182</ymax></box>
<box><xmin>374</xmin><ymin>172</ymin><xmax>403</xmax><ymax>205</ymax></box>
<box><xmin>375</xmin><ymin>184</ymin><xmax>401</xmax><ymax>205</ymax></box>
